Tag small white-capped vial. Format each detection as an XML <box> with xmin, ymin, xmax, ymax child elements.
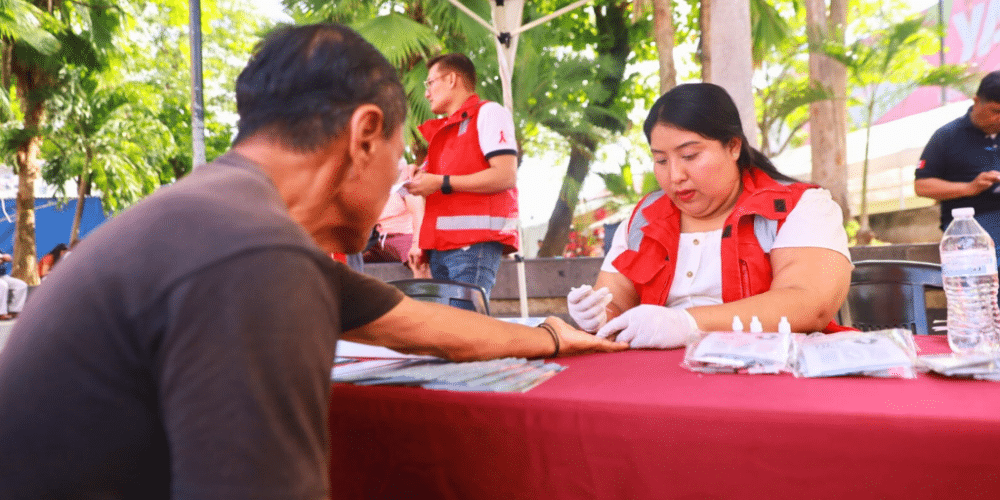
<box><xmin>749</xmin><ymin>316</ymin><xmax>763</xmax><ymax>333</ymax></box>
<box><xmin>778</xmin><ymin>316</ymin><xmax>791</xmax><ymax>334</ymax></box>
<box><xmin>731</xmin><ymin>316</ymin><xmax>744</xmax><ymax>332</ymax></box>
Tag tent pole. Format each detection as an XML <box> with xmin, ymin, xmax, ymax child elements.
<box><xmin>189</xmin><ymin>0</ymin><xmax>206</xmax><ymax>168</ymax></box>
<box><xmin>445</xmin><ymin>0</ymin><xmax>499</xmax><ymax>35</ymax></box>
<box><xmin>515</xmin><ymin>0</ymin><xmax>591</xmax><ymax>34</ymax></box>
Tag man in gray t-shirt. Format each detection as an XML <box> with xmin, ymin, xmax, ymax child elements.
<box><xmin>0</xmin><ymin>24</ymin><xmax>625</xmax><ymax>499</ymax></box>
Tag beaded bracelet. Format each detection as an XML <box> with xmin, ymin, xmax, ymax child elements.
<box><xmin>537</xmin><ymin>322</ymin><xmax>560</xmax><ymax>358</ymax></box>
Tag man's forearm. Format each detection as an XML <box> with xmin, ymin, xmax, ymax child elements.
<box><xmin>343</xmin><ymin>297</ymin><xmax>556</xmax><ymax>361</ymax></box>
<box><xmin>449</xmin><ymin>155</ymin><xmax>517</xmax><ymax>193</ymax></box>
<box><xmin>914</xmin><ymin>177</ymin><xmax>976</xmax><ymax>201</ymax></box>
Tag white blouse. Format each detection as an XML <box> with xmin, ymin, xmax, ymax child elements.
<box><xmin>600</xmin><ymin>188</ymin><xmax>851</xmax><ymax>307</ymax></box>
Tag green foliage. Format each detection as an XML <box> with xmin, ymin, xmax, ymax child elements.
<box><xmin>596</xmin><ymin>146</ymin><xmax>659</xmax><ymax>219</ymax></box>
<box><xmin>41</xmin><ymin>66</ymin><xmax>176</xmax><ymax>214</ymax></box>
<box><xmin>111</xmin><ymin>0</ymin><xmax>268</xmax><ymax>179</ymax></box>
<box><xmin>0</xmin><ymin>0</ymin><xmax>59</xmax><ymax>56</ymax></box>
<box><xmin>844</xmin><ymin>219</ymin><xmax>888</xmax><ymax>246</ymax></box>
<box><xmin>818</xmin><ymin>10</ymin><xmax>977</xmax><ymax>227</ymax></box>
<box><xmin>753</xmin><ymin>2</ymin><xmax>825</xmax><ymax>158</ymax></box>
<box><xmin>750</xmin><ymin>0</ymin><xmax>793</xmax><ymax>65</ymax></box>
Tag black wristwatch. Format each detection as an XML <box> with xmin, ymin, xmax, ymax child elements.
<box><xmin>441</xmin><ymin>175</ymin><xmax>453</xmax><ymax>194</ymax></box>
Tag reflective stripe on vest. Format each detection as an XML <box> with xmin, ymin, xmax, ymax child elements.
<box><xmin>627</xmin><ymin>192</ymin><xmax>779</xmax><ymax>253</ymax></box>
<box><xmin>436</xmin><ymin>215</ymin><xmax>519</xmax><ymax>232</ymax></box>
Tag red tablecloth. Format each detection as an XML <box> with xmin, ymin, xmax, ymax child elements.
<box><xmin>328</xmin><ymin>336</ymin><xmax>1000</xmax><ymax>500</ymax></box>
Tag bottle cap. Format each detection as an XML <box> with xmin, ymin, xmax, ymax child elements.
<box><xmin>952</xmin><ymin>207</ymin><xmax>975</xmax><ymax>219</ymax></box>
<box><xmin>749</xmin><ymin>316</ymin><xmax>763</xmax><ymax>333</ymax></box>
<box><xmin>778</xmin><ymin>316</ymin><xmax>791</xmax><ymax>334</ymax></box>
<box><xmin>731</xmin><ymin>316</ymin><xmax>744</xmax><ymax>332</ymax></box>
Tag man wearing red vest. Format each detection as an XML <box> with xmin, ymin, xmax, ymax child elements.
<box><xmin>405</xmin><ymin>53</ymin><xmax>519</xmax><ymax>299</ymax></box>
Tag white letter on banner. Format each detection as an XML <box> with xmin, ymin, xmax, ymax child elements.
<box><xmin>978</xmin><ymin>0</ymin><xmax>1000</xmax><ymax>58</ymax></box>
<box><xmin>954</xmin><ymin>2</ymin><xmax>984</xmax><ymax>62</ymax></box>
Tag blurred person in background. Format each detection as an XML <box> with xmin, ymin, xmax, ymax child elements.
<box><xmin>364</xmin><ymin>159</ymin><xmax>431</xmax><ymax>278</ymax></box>
<box><xmin>38</xmin><ymin>243</ymin><xmax>69</xmax><ymax>279</ymax></box>
<box><xmin>915</xmin><ymin>70</ymin><xmax>1000</xmax><ymax>264</ymax></box>
<box><xmin>0</xmin><ymin>252</ymin><xmax>27</xmax><ymax>320</ymax></box>
<box><xmin>405</xmin><ymin>53</ymin><xmax>518</xmax><ymax>299</ymax></box>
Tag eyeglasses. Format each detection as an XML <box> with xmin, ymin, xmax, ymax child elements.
<box><xmin>423</xmin><ymin>76</ymin><xmax>444</xmax><ymax>89</ymax></box>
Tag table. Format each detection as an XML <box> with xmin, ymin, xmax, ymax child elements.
<box><xmin>327</xmin><ymin>335</ymin><xmax>1000</xmax><ymax>499</ymax></box>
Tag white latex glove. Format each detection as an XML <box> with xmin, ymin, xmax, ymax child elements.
<box><xmin>595</xmin><ymin>305</ymin><xmax>699</xmax><ymax>349</ymax></box>
<box><xmin>566</xmin><ymin>285</ymin><xmax>613</xmax><ymax>333</ymax></box>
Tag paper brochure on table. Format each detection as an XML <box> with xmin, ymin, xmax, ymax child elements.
<box><xmin>336</xmin><ymin>340</ymin><xmax>440</xmax><ymax>359</ymax></box>
<box><xmin>332</xmin><ymin>356</ymin><xmax>565</xmax><ymax>393</ymax></box>
<box><xmin>918</xmin><ymin>353</ymin><xmax>1000</xmax><ymax>381</ymax></box>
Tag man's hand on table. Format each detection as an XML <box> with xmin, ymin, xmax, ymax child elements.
<box><xmin>544</xmin><ymin>316</ymin><xmax>628</xmax><ymax>357</ymax></box>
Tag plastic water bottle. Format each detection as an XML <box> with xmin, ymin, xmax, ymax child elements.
<box><xmin>939</xmin><ymin>207</ymin><xmax>1000</xmax><ymax>353</ymax></box>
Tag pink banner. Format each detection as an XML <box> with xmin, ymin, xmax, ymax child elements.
<box><xmin>877</xmin><ymin>0</ymin><xmax>1000</xmax><ymax>123</ymax></box>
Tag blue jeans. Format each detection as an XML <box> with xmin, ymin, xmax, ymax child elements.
<box><xmin>429</xmin><ymin>242</ymin><xmax>504</xmax><ymax>301</ymax></box>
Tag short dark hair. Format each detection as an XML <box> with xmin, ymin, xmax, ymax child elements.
<box><xmin>977</xmin><ymin>71</ymin><xmax>1000</xmax><ymax>103</ymax></box>
<box><xmin>643</xmin><ymin>83</ymin><xmax>795</xmax><ymax>183</ymax></box>
<box><xmin>233</xmin><ymin>23</ymin><xmax>406</xmax><ymax>151</ymax></box>
<box><xmin>427</xmin><ymin>53</ymin><xmax>476</xmax><ymax>91</ymax></box>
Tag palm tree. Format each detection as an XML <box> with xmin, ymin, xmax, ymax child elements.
<box><xmin>827</xmin><ymin>15</ymin><xmax>974</xmax><ymax>241</ymax></box>
<box><xmin>2</xmin><ymin>0</ymin><xmax>123</xmax><ymax>284</ymax></box>
<box><xmin>42</xmin><ymin>66</ymin><xmax>176</xmax><ymax>245</ymax></box>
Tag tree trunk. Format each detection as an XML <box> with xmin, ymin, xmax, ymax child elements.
<box><xmin>70</xmin><ymin>152</ymin><xmax>92</xmax><ymax>246</ymax></box>
<box><xmin>11</xmin><ymin>63</ymin><xmax>48</xmax><ymax>286</ymax></box>
<box><xmin>805</xmin><ymin>0</ymin><xmax>849</xmax><ymax>222</ymax></box>
<box><xmin>652</xmin><ymin>0</ymin><xmax>676</xmax><ymax>94</ymax></box>
<box><xmin>858</xmin><ymin>100</ymin><xmax>876</xmax><ymax>239</ymax></box>
<box><xmin>702</xmin><ymin>0</ymin><xmax>756</xmax><ymax>146</ymax></box>
<box><xmin>537</xmin><ymin>2</ymin><xmax>630</xmax><ymax>257</ymax></box>
<box><xmin>699</xmin><ymin>0</ymin><xmax>712</xmax><ymax>79</ymax></box>
<box><xmin>537</xmin><ymin>136</ymin><xmax>598</xmax><ymax>257</ymax></box>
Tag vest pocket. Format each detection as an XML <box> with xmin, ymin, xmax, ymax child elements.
<box><xmin>615</xmin><ymin>249</ymin><xmax>666</xmax><ymax>286</ymax></box>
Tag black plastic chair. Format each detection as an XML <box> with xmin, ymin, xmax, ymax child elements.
<box><xmin>388</xmin><ymin>278</ymin><xmax>490</xmax><ymax>315</ymax></box>
<box><xmin>846</xmin><ymin>260</ymin><xmax>943</xmax><ymax>336</ymax></box>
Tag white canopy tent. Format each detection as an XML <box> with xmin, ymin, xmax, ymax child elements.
<box><xmin>445</xmin><ymin>0</ymin><xmax>593</xmax><ymax>317</ymax></box>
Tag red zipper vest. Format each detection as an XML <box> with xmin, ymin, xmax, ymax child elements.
<box><xmin>418</xmin><ymin>95</ymin><xmax>519</xmax><ymax>253</ymax></box>
<box><xmin>612</xmin><ymin>169</ymin><xmax>851</xmax><ymax>332</ymax></box>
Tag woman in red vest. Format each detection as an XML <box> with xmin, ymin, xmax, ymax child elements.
<box><xmin>567</xmin><ymin>83</ymin><xmax>852</xmax><ymax>348</ymax></box>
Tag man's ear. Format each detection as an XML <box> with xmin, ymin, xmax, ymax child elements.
<box><xmin>347</xmin><ymin>104</ymin><xmax>385</xmax><ymax>165</ymax></box>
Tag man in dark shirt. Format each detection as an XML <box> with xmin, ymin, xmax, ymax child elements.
<box><xmin>915</xmin><ymin>70</ymin><xmax>1000</xmax><ymax>261</ymax></box>
<box><xmin>0</xmin><ymin>24</ymin><xmax>626</xmax><ymax>499</ymax></box>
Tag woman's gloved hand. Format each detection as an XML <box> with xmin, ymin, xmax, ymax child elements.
<box><xmin>566</xmin><ymin>285</ymin><xmax>613</xmax><ymax>333</ymax></box>
<box><xmin>596</xmin><ymin>305</ymin><xmax>699</xmax><ymax>349</ymax></box>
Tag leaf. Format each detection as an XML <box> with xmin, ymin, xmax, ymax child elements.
<box><xmin>597</xmin><ymin>172</ymin><xmax>630</xmax><ymax>197</ymax></box>
<box><xmin>355</xmin><ymin>13</ymin><xmax>440</xmax><ymax>69</ymax></box>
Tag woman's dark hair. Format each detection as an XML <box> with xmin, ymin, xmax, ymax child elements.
<box><xmin>643</xmin><ymin>83</ymin><xmax>795</xmax><ymax>182</ymax></box>
<box><xmin>233</xmin><ymin>23</ymin><xmax>407</xmax><ymax>152</ymax></box>
<box><xmin>47</xmin><ymin>243</ymin><xmax>68</xmax><ymax>265</ymax></box>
